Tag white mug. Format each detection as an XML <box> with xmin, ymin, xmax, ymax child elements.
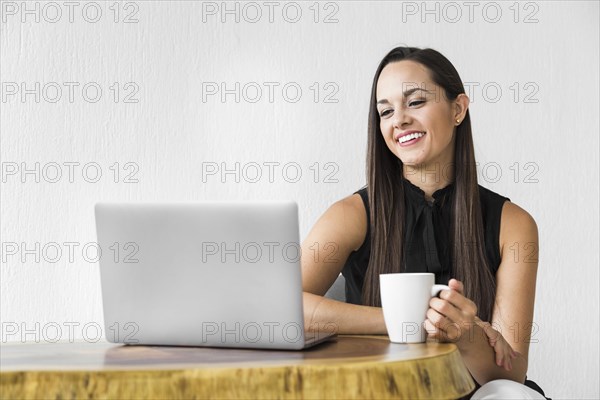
<box><xmin>380</xmin><ymin>273</ymin><xmax>450</xmax><ymax>343</ymax></box>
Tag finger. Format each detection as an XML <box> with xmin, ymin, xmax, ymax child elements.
<box><xmin>424</xmin><ymin>318</ymin><xmax>435</xmax><ymax>333</ymax></box>
<box><xmin>487</xmin><ymin>328</ymin><xmax>501</xmax><ymax>342</ymax></box>
<box><xmin>424</xmin><ymin>319</ymin><xmax>439</xmax><ymax>338</ymax></box>
<box><xmin>480</xmin><ymin>322</ymin><xmax>500</xmax><ymax>343</ymax></box>
<box><xmin>436</xmin><ymin>290</ymin><xmax>477</xmax><ymax>319</ymax></box>
<box><xmin>426</xmin><ymin>307</ymin><xmax>452</xmax><ymax>332</ymax></box>
<box><xmin>425</xmin><ymin>315</ymin><xmax>456</xmax><ymax>343</ymax></box>
<box><xmin>429</xmin><ymin>297</ymin><xmax>461</xmax><ymax>323</ymax></box>
<box><xmin>448</xmin><ymin>278</ymin><xmax>464</xmax><ymax>294</ymax></box>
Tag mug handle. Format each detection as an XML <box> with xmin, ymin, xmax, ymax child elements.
<box><xmin>431</xmin><ymin>284</ymin><xmax>450</xmax><ymax>298</ymax></box>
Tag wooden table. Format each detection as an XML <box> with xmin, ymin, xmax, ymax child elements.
<box><xmin>1</xmin><ymin>335</ymin><xmax>475</xmax><ymax>399</ymax></box>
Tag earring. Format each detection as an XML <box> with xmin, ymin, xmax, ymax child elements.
<box><xmin>456</xmin><ymin>119</ymin><xmax>460</xmax><ymax>124</ymax></box>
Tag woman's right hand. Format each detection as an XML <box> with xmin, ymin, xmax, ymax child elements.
<box><xmin>474</xmin><ymin>316</ymin><xmax>519</xmax><ymax>371</ymax></box>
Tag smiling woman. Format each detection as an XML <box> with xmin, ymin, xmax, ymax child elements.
<box><xmin>376</xmin><ymin>62</ymin><xmax>459</xmax><ymax>173</ymax></box>
<box><xmin>301</xmin><ymin>47</ymin><xmax>550</xmax><ymax>399</ymax></box>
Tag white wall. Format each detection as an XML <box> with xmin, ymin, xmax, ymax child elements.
<box><xmin>1</xmin><ymin>1</ymin><xmax>598</xmax><ymax>398</ymax></box>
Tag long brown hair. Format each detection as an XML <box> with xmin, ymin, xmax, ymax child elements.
<box><xmin>362</xmin><ymin>47</ymin><xmax>497</xmax><ymax>322</ymax></box>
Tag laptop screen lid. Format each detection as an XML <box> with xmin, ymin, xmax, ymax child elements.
<box><xmin>95</xmin><ymin>201</ymin><xmax>314</xmax><ymax>350</ymax></box>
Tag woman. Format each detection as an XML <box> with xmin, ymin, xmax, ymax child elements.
<box><xmin>301</xmin><ymin>47</ymin><xmax>550</xmax><ymax>399</ymax></box>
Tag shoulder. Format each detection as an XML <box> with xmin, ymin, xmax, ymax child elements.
<box><xmin>329</xmin><ymin>187</ymin><xmax>366</xmax><ymax>215</ymax></box>
<box><xmin>478</xmin><ymin>184</ymin><xmax>511</xmax><ymax>205</ymax></box>
<box><xmin>499</xmin><ymin>200</ymin><xmax>539</xmax><ymax>258</ymax></box>
<box><xmin>476</xmin><ymin>185</ymin><xmax>537</xmax><ymax>257</ymax></box>
<box><xmin>327</xmin><ymin>189</ymin><xmax>368</xmax><ymax>252</ymax></box>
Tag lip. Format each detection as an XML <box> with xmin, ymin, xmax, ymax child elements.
<box><xmin>394</xmin><ymin>130</ymin><xmax>426</xmax><ymax>141</ymax></box>
<box><xmin>397</xmin><ymin>132</ymin><xmax>426</xmax><ymax>148</ymax></box>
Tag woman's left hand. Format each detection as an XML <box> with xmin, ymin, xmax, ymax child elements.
<box><xmin>424</xmin><ymin>278</ymin><xmax>478</xmax><ymax>349</ymax></box>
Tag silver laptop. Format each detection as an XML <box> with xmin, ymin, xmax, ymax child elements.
<box><xmin>94</xmin><ymin>201</ymin><xmax>336</xmax><ymax>350</ymax></box>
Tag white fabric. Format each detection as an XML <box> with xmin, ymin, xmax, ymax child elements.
<box><xmin>471</xmin><ymin>379</ymin><xmax>547</xmax><ymax>400</ymax></box>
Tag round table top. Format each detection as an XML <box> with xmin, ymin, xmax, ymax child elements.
<box><xmin>1</xmin><ymin>335</ymin><xmax>475</xmax><ymax>399</ymax></box>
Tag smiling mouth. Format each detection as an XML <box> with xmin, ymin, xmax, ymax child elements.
<box><xmin>397</xmin><ymin>132</ymin><xmax>426</xmax><ymax>145</ymax></box>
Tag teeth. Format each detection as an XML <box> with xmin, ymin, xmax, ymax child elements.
<box><xmin>398</xmin><ymin>132</ymin><xmax>425</xmax><ymax>144</ymax></box>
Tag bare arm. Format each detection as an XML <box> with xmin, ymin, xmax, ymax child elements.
<box><xmin>303</xmin><ymin>292</ymin><xmax>386</xmax><ymax>334</ymax></box>
<box><xmin>478</xmin><ymin>201</ymin><xmax>538</xmax><ymax>383</ymax></box>
<box><xmin>426</xmin><ymin>201</ymin><xmax>539</xmax><ymax>385</ymax></box>
<box><xmin>301</xmin><ymin>194</ymin><xmax>386</xmax><ymax>334</ymax></box>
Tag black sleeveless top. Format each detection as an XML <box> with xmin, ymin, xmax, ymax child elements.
<box><xmin>341</xmin><ymin>177</ymin><xmax>550</xmax><ymax>399</ymax></box>
<box><xmin>342</xmin><ymin>177</ymin><xmax>509</xmax><ymax>304</ymax></box>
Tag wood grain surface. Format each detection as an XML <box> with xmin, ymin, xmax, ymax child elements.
<box><xmin>1</xmin><ymin>335</ymin><xmax>475</xmax><ymax>399</ymax></box>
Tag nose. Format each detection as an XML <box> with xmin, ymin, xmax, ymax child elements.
<box><xmin>392</xmin><ymin>112</ymin><xmax>410</xmax><ymax>130</ymax></box>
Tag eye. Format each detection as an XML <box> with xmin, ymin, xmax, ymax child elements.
<box><xmin>380</xmin><ymin>109</ymin><xmax>392</xmax><ymax>117</ymax></box>
<box><xmin>409</xmin><ymin>100</ymin><xmax>425</xmax><ymax>107</ymax></box>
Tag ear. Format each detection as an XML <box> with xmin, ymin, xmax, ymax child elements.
<box><xmin>453</xmin><ymin>93</ymin><xmax>470</xmax><ymax>122</ymax></box>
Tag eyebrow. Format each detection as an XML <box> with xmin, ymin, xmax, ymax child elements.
<box><xmin>377</xmin><ymin>88</ymin><xmax>433</xmax><ymax>105</ymax></box>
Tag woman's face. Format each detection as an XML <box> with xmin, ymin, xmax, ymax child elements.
<box><xmin>376</xmin><ymin>60</ymin><xmax>467</xmax><ymax>174</ymax></box>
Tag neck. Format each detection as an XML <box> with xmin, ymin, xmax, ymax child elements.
<box><xmin>403</xmin><ymin>164</ymin><xmax>455</xmax><ymax>202</ymax></box>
